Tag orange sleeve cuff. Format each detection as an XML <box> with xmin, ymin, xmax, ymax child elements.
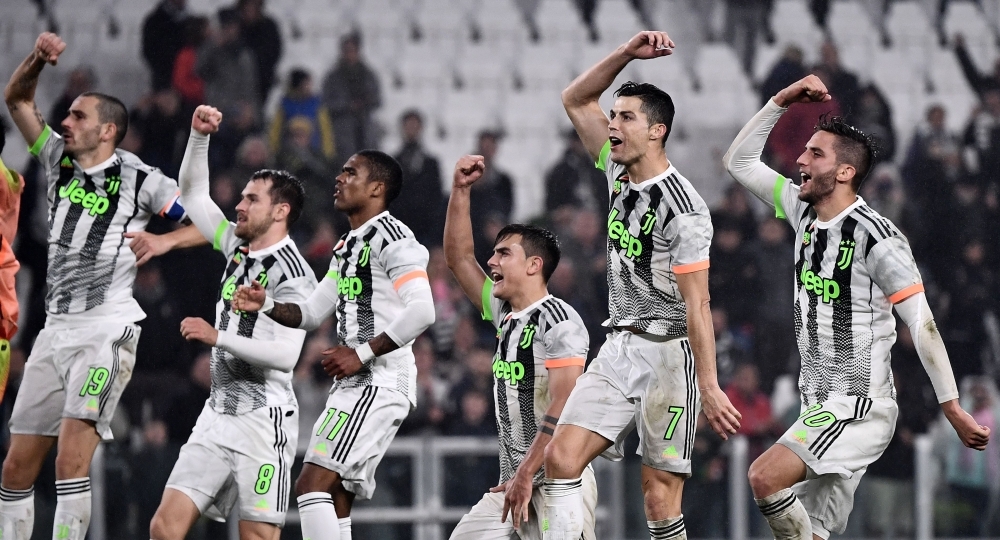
<box><xmin>888</xmin><ymin>283</ymin><xmax>924</xmax><ymax>304</ymax></box>
<box><xmin>393</xmin><ymin>269</ymin><xmax>429</xmax><ymax>290</ymax></box>
<box><xmin>673</xmin><ymin>259</ymin><xmax>710</xmax><ymax>274</ymax></box>
<box><xmin>545</xmin><ymin>357</ymin><xmax>585</xmax><ymax>368</ymax></box>
<box><xmin>157</xmin><ymin>193</ymin><xmax>180</xmax><ymax>217</ymax></box>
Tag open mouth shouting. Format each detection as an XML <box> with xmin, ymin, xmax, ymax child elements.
<box><xmin>609</xmin><ymin>136</ymin><xmax>623</xmax><ymax>149</ymax></box>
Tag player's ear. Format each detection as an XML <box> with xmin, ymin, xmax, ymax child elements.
<box><xmin>273</xmin><ymin>201</ymin><xmax>290</xmax><ymax>222</ymax></box>
<box><xmin>836</xmin><ymin>163</ymin><xmax>856</xmax><ymax>185</ymax></box>
<box><xmin>649</xmin><ymin>123</ymin><xmax>667</xmax><ymax>143</ymax></box>
<box><xmin>527</xmin><ymin>255</ymin><xmax>543</xmax><ymax>276</ymax></box>
<box><xmin>101</xmin><ymin>123</ymin><xmax>117</xmax><ymax>144</ymax></box>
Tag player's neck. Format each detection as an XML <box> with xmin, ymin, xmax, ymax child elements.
<box><xmin>625</xmin><ymin>152</ymin><xmax>670</xmax><ymax>184</ymax></box>
<box><xmin>248</xmin><ymin>225</ymin><xmax>288</xmax><ymax>252</ymax></box>
<box><xmin>73</xmin><ymin>145</ymin><xmax>116</xmax><ymax>171</ymax></box>
<box><xmin>813</xmin><ymin>190</ymin><xmax>859</xmax><ymax>222</ymax></box>
<box><xmin>507</xmin><ymin>282</ymin><xmax>549</xmax><ymax>313</ymax></box>
<box><xmin>347</xmin><ymin>204</ymin><xmax>386</xmax><ymax>230</ymax></box>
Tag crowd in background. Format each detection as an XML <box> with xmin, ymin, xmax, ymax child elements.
<box><xmin>3</xmin><ymin>0</ymin><xmax>1000</xmax><ymax>538</ymax></box>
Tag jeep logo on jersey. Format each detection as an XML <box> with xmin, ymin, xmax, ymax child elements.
<box><xmin>493</xmin><ymin>356</ymin><xmax>525</xmax><ymax>386</ymax></box>
<box><xmin>799</xmin><ymin>266</ymin><xmax>840</xmax><ymax>303</ymax></box>
<box><xmin>58</xmin><ymin>178</ymin><xmax>111</xmax><ymax>216</ymax></box>
<box><xmin>607</xmin><ymin>208</ymin><xmax>643</xmax><ymax>260</ymax></box>
<box><xmin>837</xmin><ymin>240</ymin><xmax>855</xmax><ymax>270</ymax></box>
<box><xmin>338</xmin><ymin>276</ymin><xmax>363</xmax><ymax>299</ymax></box>
<box><xmin>222</xmin><ymin>274</ymin><xmax>238</xmax><ymax>301</ymax></box>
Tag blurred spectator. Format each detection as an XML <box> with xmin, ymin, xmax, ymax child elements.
<box><xmin>269</xmin><ymin>68</ymin><xmax>335</xmax><ymax>159</ymax></box>
<box><xmin>545</xmin><ymin>129</ymin><xmax>609</xmax><ymax>216</ymax></box>
<box><xmin>809</xmin><ymin>0</ymin><xmax>830</xmax><ymax>32</ymax></box>
<box><xmin>469</xmin><ymin>130</ymin><xmax>515</xmax><ymax>266</ymax></box>
<box><xmin>398</xmin><ymin>336</ymin><xmax>449</xmax><ymax>435</ymax></box>
<box><xmin>853</xmin><ymin>83</ymin><xmax>895</xmax><ymax>161</ymax></box>
<box><xmin>49</xmin><ymin>66</ymin><xmax>96</xmax><ymax>126</ymax></box>
<box><xmin>712</xmin><ymin>308</ymin><xmax>748</xmax><ymax>386</ymax></box>
<box><xmin>963</xmin><ymin>88</ymin><xmax>1000</xmax><ymax>188</ymax></box>
<box><xmin>171</xmin><ymin>16</ymin><xmax>209</xmax><ymax>108</ymax></box>
<box><xmin>939</xmin><ymin>376</ymin><xmax>1000</xmax><ymax>537</ymax></box>
<box><xmin>275</xmin><ymin>116</ymin><xmax>336</xmax><ymax>233</ymax></box>
<box><xmin>749</xmin><ymin>217</ymin><xmax>795</xmax><ymax>393</ymax></box>
<box><xmin>445</xmin><ymin>388</ymin><xmax>497</xmax><ymax>437</ymax></box>
<box><xmin>767</xmin><ymin>91</ymin><xmax>839</xmax><ymax>178</ymax></box>
<box><xmin>547</xmin><ymin>258</ymin><xmax>604</xmax><ymax>355</ymax></box>
<box><xmin>903</xmin><ymin>104</ymin><xmax>964</xmax><ymax>203</ymax></box>
<box><xmin>760</xmin><ymin>45</ymin><xmax>806</xmax><ymax>106</ymax></box>
<box><xmin>724</xmin><ymin>0</ymin><xmax>774</xmax><ymax>77</ymax></box>
<box><xmin>210</xmin><ymin>170</ymin><xmax>240</xmax><ymax>223</ymax></box>
<box><xmin>427</xmin><ymin>247</ymin><xmax>469</xmax><ymax>356</ymax></box>
<box><xmin>132</xmin><ymin>261</ymin><xmax>189</xmax><ymax>377</ymax></box>
<box><xmin>860</xmin><ymin>163</ymin><xmax>905</xmax><ymax>226</ymax></box>
<box><xmin>322</xmin><ymin>33</ymin><xmax>382</xmax><ymax>158</ymax></box>
<box><xmin>227</xmin><ymin>135</ymin><xmax>272</xmax><ymax>188</ymax></box>
<box><xmin>448</xmin><ymin>346</ymin><xmax>495</xmax><ymax>410</ymax></box>
<box><xmin>682</xmin><ymin>413</ymin><xmax>728</xmax><ymax>538</ymax></box>
<box><xmin>816</xmin><ymin>41</ymin><xmax>861</xmax><ymax>121</ymax></box>
<box><xmin>392</xmin><ymin>110</ymin><xmax>446</xmax><ymax>247</ymax></box>
<box><xmin>556</xmin><ymin>210</ymin><xmax>609</xmax><ymax>349</ymax></box>
<box><xmin>142</xmin><ymin>0</ymin><xmax>188</xmax><ymax>91</ymax></box>
<box><xmin>198</xmin><ymin>7</ymin><xmax>260</xmax><ymax>169</ymax></box>
<box><xmin>712</xmin><ymin>183</ymin><xmax>759</xmax><ymax>242</ymax></box>
<box><xmin>237</xmin><ymin>0</ymin><xmax>282</xmax><ymax>104</ymax></box>
<box><xmin>724</xmin><ymin>363</ymin><xmax>778</xmax><ymax>461</ymax></box>
<box><xmin>131</xmin><ymin>89</ymin><xmax>187</xmax><ymax>177</ymax></box>
<box><xmin>954</xmin><ymin>33</ymin><xmax>1000</xmax><ymax>98</ymax></box>
<box><xmin>574</xmin><ymin>0</ymin><xmax>601</xmax><ymax>42</ymax></box>
<box><xmin>708</xmin><ymin>215</ymin><xmax>758</xmax><ymax>327</ymax></box>
<box><xmin>943</xmin><ymin>237</ymin><xmax>993</xmax><ymax>381</ymax></box>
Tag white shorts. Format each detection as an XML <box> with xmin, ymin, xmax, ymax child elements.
<box><xmin>779</xmin><ymin>396</ymin><xmax>898</xmax><ymax>536</ymax></box>
<box><xmin>9</xmin><ymin>322</ymin><xmax>140</xmax><ymax>440</ymax></box>
<box><xmin>166</xmin><ymin>403</ymin><xmax>299</xmax><ymax>526</ymax></box>
<box><xmin>303</xmin><ymin>385</ymin><xmax>409</xmax><ymax>500</ymax></box>
<box><xmin>559</xmin><ymin>331</ymin><xmax>700</xmax><ymax>475</ymax></box>
<box><xmin>449</xmin><ymin>467</ymin><xmax>598</xmax><ymax>540</ymax></box>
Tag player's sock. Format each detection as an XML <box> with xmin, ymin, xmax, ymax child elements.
<box><xmin>542</xmin><ymin>477</ymin><xmax>584</xmax><ymax>540</ymax></box>
<box><xmin>755</xmin><ymin>488</ymin><xmax>812</xmax><ymax>540</ymax></box>
<box><xmin>53</xmin><ymin>478</ymin><xmax>91</xmax><ymax>540</ymax></box>
<box><xmin>648</xmin><ymin>515</ymin><xmax>686</xmax><ymax>539</ymax></box>
<box><xmin>0</xmin><ymin>485</ymin><xmax>35</xmax><ymax>540</ymax></box>
<box><xmin>338</xmin><ymin>517</ymin><xmax>352</xmax><ymax>540</ymax></box>
<box><xmin>297</xmin><ymin>493</ymin><xmax>340</xmax><ymax>540</ymax></box>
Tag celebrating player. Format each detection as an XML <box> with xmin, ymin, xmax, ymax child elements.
<box><xmin>542</xmin><ymin>30</ymin><xmax>742</xmax><ymax>540</ymax></box>
<box><xmin>444</xmin><ymin>155</ymin><xmax>597</xmax><ymax>539</ymax></box>
<box><xmin>148</xmin><ymin>105</ymin><xmax>316</xmax><ymax>540</ymax></box>
<box><xmin>232</xmin><ymin>150</ymin><xmax>434</xmax><ymax>540</ymax></box>
<box><xmin>723</xmin><ymin>74</ymin><xmax>990</xmax><ymax>540</ymax></box>
<box><xmin>0</xmin><ymin>33</ymin><xmax>204</xmax><ymax>540</ymax></box>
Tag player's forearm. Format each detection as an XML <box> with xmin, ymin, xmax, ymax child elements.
<box><xmin>562</xmin><ymin>46</ymin><xmax>631</xmax><ymax>108</ymax></box>
<box><xmin>383</xmin><ymin>281</ymin><xmax>435</xmax><ymax>348</ymax></box>
<box><xmin>443</xmin><ymin>186</ymin><xmax>476</xmax><ymax>268</ymax></box>
<box><xmin>179</xmin><ymin>130</ymin><xmax>229</xmax><ymax>242</ymax></box>
<box><xmin>895</xmin><ymin>293</ymin><xmax>960</xmax><ymax>403</ymax></box>
<box><xmin>163</xmin><ymin>223</ymin><xmax>210</xmax><ymax>250</ymax></box>
<box><xmin>723</xmin><ymin>99</ymin><xmax>786</xmax><ymax>204</ymax></box>
<box><xmin>267</xmin><ymin>301</ymin><xmax>304</xmax><ymax>329</ymax></box>
<box><xmin>5</xmin><ymin>52</ymin><xmax>47</xmax><ymax>144</ymax></box>
<box><xmin>215</xmin><ymin>327</ymin><xmax>306</xmax><ymax>372</ymax></box>
<box><xmin>687</xmin><ymin>295</ymin><xmax>721</xmax><ymax>391</ymax></box>
<box><xmin>515</xmin><ymin>430</ymin><xmax>552</xmax><ymax>481</ymax></box>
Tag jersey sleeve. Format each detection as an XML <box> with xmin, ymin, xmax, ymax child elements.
<box><xmin>866</xmin><ymin>235</ymin><xmax>924</xmax><ymax>304</ymax></box>
<box><xmin>773</xmin><ymin>174</ymin><xmax>809</xmax><ymax>225</ymax></box>
<box><xmin>479</xmin><ymin>279</ymin><xmax>507</xmax><ymax>329</ymax></box>
<box><xmin>138</xmin><ymin>171</ymin><xmax>187</xmax><ymax>222</ymax></box>
<box><xmin>595</xmin><ymin>140</ymin><xmax>625</xmax><ymax>192</ymax></box>
<box><xmin>663</xmin><ymin>210</ymin><xmax>713</xmax><ymax>274</ymax></box>
<box><xmin>272</xmin><ymin>272</ymin><xmax>317</xmax><ymax>305</ymax></box>
<box><xmin>210</xmin><ymin>220</ymin><xmax>243</xmax><ymax>256</ymax></box>
<box><xmin>28</xmin><ymin>125</ymin><xmax>66</xmax><ymax>175</ymax></box>
<box><xmin>542</xmin><ymin>318</ymin><xmax>589</xmax><ymax>369</ymax></box>
<box><xmin>378</xmin><ymin>237</ymin><xmax>430</xmax><ymax>290</ymax></box>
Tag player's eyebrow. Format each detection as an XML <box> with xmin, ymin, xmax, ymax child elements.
<box><xmin>342</xmin><ymin>166</ymin><xmax>356</xmax><ymax>174</ymax></box>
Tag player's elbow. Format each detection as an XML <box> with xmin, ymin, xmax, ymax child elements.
<box><xmin>561</xmin><ymin>86</ymin><xmax>587</xmax><ymax>110</ymax></box>
<box><xmin>411</xmin><ymin>302</ymin><xmax>436</xmax><ymax>330</ymax></box>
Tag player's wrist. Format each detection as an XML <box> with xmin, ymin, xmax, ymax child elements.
<box><xmin>261</xmin><ymin>295</ymin><xmax>275</xmax><ymax>314</ymax></box>
<box><xmin>356</xmin><ymin>342</ymin><xmax>376</xmax><ymax>363</ymax></box>
<box><xmin>940</xmin><ymin>398</ymin><xmax>962</xmax><ymax>418</ymax></box>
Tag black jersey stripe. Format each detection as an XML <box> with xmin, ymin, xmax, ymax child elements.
<box><xmin>662</xmin><ymin>175</ymin><xmax>692</xmax><ymax>213</ymax></box>
<box><xmin>275</xmin><ymin>246</ymin><xmax>304</xmax><ymax>279</ymax></box>
<box><xmin>336</xmin><ymin>236</ymin><xmax>358</xmax><ymax>343</ymax></box>
<box><xmin>541</xmin><ymin>299</ymin><xmax>568</xmax><ymax>324</ymax></box>
<box><xmin>667</xmin><ymin>174</ymin><xmax>695</xmax><ymax>212</ymax></box>
<box><xmin>355</xmin><ymin>228</ymin><xmax>379</xmax><ymax>342</ymax></box>
<box><xmin>515</xmin><ymin>311</ymin><xmax>541</xmax><ymax>450</ymax></box>
<box><xmin>48</xmin><ymin>193</ymin><xmax>86</xmax><ymax>312</ymax></box>
<box><xmin>859</xmin><ymin>205</ymin><xmax>895</xmax><ymax>235</ymax></box>
<box><xmin>494</xmin><ymin>315</ymin><xmax>517</xmax><ymax>479</ymax></box>
<box><xmin>68</xmin><ymin>169</ymin><xmax>123</xmax><ymax>309</ymax></box>
<box><xmin>834</xmin><ymin>218</ymin><xmax>867</xmax><ymax>396</ymax></box>
<box><xmin>48</xmin><ymin>159</ymin><xmax>76</xmax><ymax>228</ymax></box>
<box><xmin>855</xmin><ymin>206</ymin><xmax>892</xmax><ymax>239</ymax></box>
<box><xmin>550</xmin><ymin>299</ymin><xmax>569</xmax><ymax>322</ymax></box>
<box><xmin>378</xmin><ymin>217</ymin><xmax>403</xmax><ymax>241</ymax></box>
<box><xmin>807</xmin><ymin>226</ymin><xmax>828</xmax><ymax>403</ymax></box>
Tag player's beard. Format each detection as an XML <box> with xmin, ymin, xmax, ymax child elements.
<box><xmin>234</xmin><ymin>214</ymin><xmax>273</xmax><ymax>241</ymax></box>
<box><xmin>798</xmin><ymin>168</ymin><xmax>837</xmax><ymax>205</ymax></box>
<box><xmin>64</xmin><ymin>125</ymin><xmax>102</xmax><ymax>157</ymax></box>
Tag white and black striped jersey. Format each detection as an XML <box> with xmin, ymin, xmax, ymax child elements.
<box><xmin>771</xmin><ymin>177</ymin><xmax>924</xmax><ymax>406</ymax></box>
<box><xmin>595</xmin><ymin>141</ymin><xmax>713</xmax><ymax>337</ymax></box>
<box><xmin>482</xmin><ymin>286</ymin><xmax>589</xmax><ymax>485</ymax></box>
<box><xmin>326</xmin><ymin>211</ymin><xmax>430</xmax><ymax>405</ymax></box>
<box><xmin>211</xmin><ymin>225</ymin><xmax>316</xmax><ymax>415</ymax></box>
<box><xmin>30</xmin><ymin>125</ymin><xmax>187</xmax><ymax>318</ymax></box>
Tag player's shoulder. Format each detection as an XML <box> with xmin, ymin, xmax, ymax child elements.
<box><xmin>538</xmin><ymin>296</ymin><xmax>584</xmax><ymax>329</ymax></box>
<box><xmin>271</xmin><ymin>240</ymin><xmax>315</xmax><ymax>283</ymax></box>
<box><xmin>653</xmin><ymin>166</ymin><xmax>709</xmax><ymax>216</ymax></box>
<box><xmin>114</xmin><ymin>149</ymin><xmax>161</xmax><ymax>176</ymax></box>
<box><xmin>848</xmin><ymin>202</ymin><xmax>903</xmax><ymax>244</ymax></box>
<box><xmin>372</xmin><ymin>212</ymin><xmax>416</xmax><ymax>244</ymax></box>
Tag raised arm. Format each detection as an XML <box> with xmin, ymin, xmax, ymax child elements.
<box><xmin>4</xmin><ymin>33</ymin><xmax>66</xmax><ymax>147</ymax></box>
<box><xmin>676</xmin><ymin>269</ymin><xmax>741</xmax><ymax>439</ymax></box>
<box><xmin>444</xmin><ymin>155</ymin><xmax>490</xmax><ymax>314</ymax></box>
<box><xmin>562</xmin><ymin>31</ymin><xmax>674</xmax><ymax>160</ymax></box>
<box><xmin>179</xmin><ymin>105</ymin><xmax>230</xmax><ymax>243</ymax></box>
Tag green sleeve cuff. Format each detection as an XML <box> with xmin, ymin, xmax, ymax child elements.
<box><xmin>595</xmin><ymin>140</ymin><xmax>611</xmax><ymax>171</ymax></box>
<box><xmin>773</xmin><ymin>175</ymin><xmax>787</xmax><ymax>220</ymax></box>
<box><xmin>28</xmin><ymin>125</ymin><xmax>52</xmax><ymax>157</ymax></box>
<box><xmin>325</xmin><ymin>269</ymin><xmax>339</xmax><ymax>280</ymax></box>
<box><xmin>481</xmin><ymin>279</ymin><xmax>494</xmax><ymax>321</ymax></box>
<box><xmin>212</xmin><ymin>220</ymin><xmax>229</xmax><ymax>251</ymax></box>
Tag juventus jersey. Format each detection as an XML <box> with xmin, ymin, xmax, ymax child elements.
<box><xmin>211</xmin><ymin>225</ymin><xmax>316</xmax><ymax>415</ymax></box>
<box><xmin>31</xmin><ymin>125</ymin><xmax>187</xmax><ymax>318</ymax></box>
<box><xmin>482</xmin><ymin>287</ymin><xmax>589</xmax><ymax>485</ymax></box>
<box><xmin>596</xmin><ymin>141</ymin><xmax>713</xmax><ymax>337</ymax></box>
<box><xmin>772</xmin><ymin>178</ymin><xmax>924</xmax><ymax>405</ymax></box>
<box><xmin>326</xmin><ymin>211</ymin><xmax>429</xmax><ymax>405</ymax></box>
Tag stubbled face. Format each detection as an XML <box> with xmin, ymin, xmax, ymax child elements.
<box><xmin>608</xmin><ymin>96</ymin><xmax>659</xmax><ymax>167</ymax></box>
<box><xmin>334</xmin><ymin>154</ymin><xmax>377</xmax><ymax>213</ymax></box>
<box><xmin>61</xmin><ymin>96</ymin><xmax>108</xmax><ymax>155</ymax></box>
<box><xmin>796</xmin><ymin>131</ymin><xmax>841</xmax><ymax>205</ymax></box>
<box><xmin>487</xmin><ymin>234</ymin><xmax>535</xmax><ymax>302</ymax></box>
<box><xmin>234</xmin><ymin>178</ymin><xmax>277</xmax><ymax>240</ymax></box>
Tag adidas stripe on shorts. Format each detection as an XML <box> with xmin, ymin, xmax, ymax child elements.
<box><xmin>778</xmin><ymin>395</ymin><xmax>898</xmax><ymax>535</ymax></box>
<box><xmin>303</xmin><ymin>384</ymin><xmax>409</xmax><ymax>499</ymax></box>
<box><xmin>9</xmin><ymin>321</ymin><xmax>140</xmax><ymax>440</ymax></box>
<box><xmin>166</xmin><ymin>403</ymin><xmax>298</xmax><ymax>525</ymax></box>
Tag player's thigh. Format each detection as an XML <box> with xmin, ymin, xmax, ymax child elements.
<box><xmin>233</xmin><ymin>406</ymin><xmax>298</xmax><ymax>526</ymax></box>
<box><xmin>59</xmin><ymin>322</ymin><xmax>140</xmax><ymax>440</ymax></box>
<box><xmin>2</xmin><ymin>434</ymin><xmax>56</xmax><ymax>488</ymax></box>
<box><xmin>303</xmin><ymin>385</ymin><xmax>408</xmax><ymax>500</ymax></box>
<box><xmin>633</xmin><ymin>337</ymin><xmax>700</xmax><ymax>476</ymax></box>
<box><xmin>545</xmin><ymin>423</ymin><xmax>614</xmax><ymax>477</ymax></box>
<box><xmin>8</xmin><ymin>329</ymin><xmax>64</xmax><ymax>439</ymax></box>
<box><xmin>748</xmin><ymin>443</ymin><xmax>808</xmax><ymax>498</ymax></box>
<box><xmin>449</xmin><ymin>491</ymin><xmax>513</xmax><ymax>540</ymax></box>
<box><xmin>165</xmin><ymin>408</ymin><xmax>236</xmax><ymax>517</ymax></box>
<box><xmin>150</xmin><ymin>488</ymin><xmax>202</xmax><ymax>540</ymax></box>
<box><xmin>238</xmin><ymin>519</ymin><xmax>281</xmax><ymax>540</ymax></box>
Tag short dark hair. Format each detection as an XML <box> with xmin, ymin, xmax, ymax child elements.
<box><xmin>613</xmin><ymin>81</ymin><xmax>675</xmax><ymax>146</ymax></box>
<box><xmin>251</xmin><ymin>169</ymin><xmax>305</xmax><ymax>227</ymax></box>
<box><xmin>400</xmin><ymin>109</ymin><xmax>423</xmax><ymax>124</ymax></box>
<box><xmin>80</xmin><ymin>92</ymin><xmax>128</xmax><ymax>145</ymax></box>
<box><xmin>494</xmin><ymin>224</ymin><xmax>561</xmax><ymax>282</ymax></box>
<box><xmin>356</xmin><ymin>150</ymin><xmax>403</xmax><ymax>204</ymax></box>
<box><xmin>814</xmin><ymin>114</ymin><xmax>878</xmax><ymax>190</ymax></box>
<box><xmin>289</xmin><ymin>68</ymin><xmax>311</xmax><ymax>91</ymax></box>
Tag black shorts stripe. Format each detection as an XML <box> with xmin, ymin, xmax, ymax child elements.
<box><xmin>329</xmin><ymin>385</ymin><xmax>372</xmax><ymax>460</ymax></box>
<box><xmin>271</xmin><ymin>406</ymin><xmax>290</xmax><ymax>512</ymax></box>
<box><xmin>682</xmin><ymin>339</ymin><xmax>696</xmax><ymax>460</ymax></box>
<box><xmin>334</xmin><ymin>386</ymin><xmax>379</xmax><ymax>463</ymax></box>
<box><xmin>98</xmin><ymin>326</ymin><xmax>131</xmax><ymax>415</ymax></box>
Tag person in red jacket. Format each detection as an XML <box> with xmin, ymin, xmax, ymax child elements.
<box><xmin>0</xmin><ymin>127</ymin><xmax>25</xmax><ymax>402</ymax></box>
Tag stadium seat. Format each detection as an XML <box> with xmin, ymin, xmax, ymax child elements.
<box><xmin>944</xmin><ymin>0</ymin><xmax>997</xmax><ymax>69</ymax></box>
<box><xmin>514</xmin><ymin>42</ymin><xmax>576</xmax><ymax>92</ymax></box>
<box><xmin>536</xmin><ymin>0</ymin><xmax>588</xmax><ymax>44</ymax></box>
<box><xmin>455</xmin><ymin>42</ymin><xmax>515</xmax><ymax>91</ymax></box>
<box><xmin>592</xmin><ymin>0</ymin><xmax>643</xmax><ymax>47</ymax></box>
<box><xmin>886</xmin><ymin>1</ymin><xmax>934</xmax><ymax>49</ymax></box>
<box><xmin>770</xmin><ymin>0</ymin><xmax>824</xmax><ymax>60</ymax></box>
